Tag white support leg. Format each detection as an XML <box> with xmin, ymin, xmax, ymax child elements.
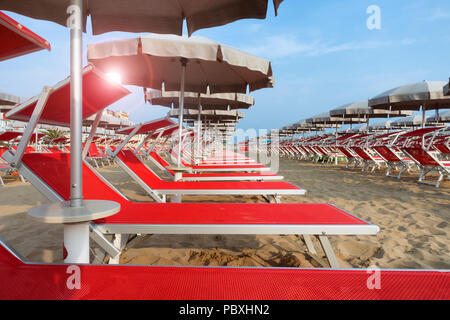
<box><xmin>64</xmin><ymin>222</ymin><xmax>90</xmax><ymax>264</ymax></box>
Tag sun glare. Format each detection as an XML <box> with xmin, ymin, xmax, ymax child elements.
<box><xmin>106</xmin><ymin>72</ymin><xmax>122</xmax><ymax>84</ymax></box>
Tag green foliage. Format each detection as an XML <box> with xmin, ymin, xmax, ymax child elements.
<box><xmin>42</xmin><ymin>129</ymin><xmax>66</xmax><ymax>143</ymax></box>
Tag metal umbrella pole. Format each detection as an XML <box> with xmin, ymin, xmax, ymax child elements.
<box><xmin>69</xmin><ymin>0</ymin><xmax>83</xmax><ymax>208</ymax></box>
<box><xmin>197</xmin><ymin>96</ymin><xmax>202</xmax><ymax>162</ymax></box>
<box><xmin>177</xmin><ymin>58</ymin><xmax>187</xmax><ymax>167</ymax></box>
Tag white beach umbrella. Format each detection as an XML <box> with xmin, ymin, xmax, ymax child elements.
<box><xmin>88</xmin><ymin>34</ymin><xmax>273</xmax><ymax>166</ymax></box>
<box><xmin>444</xmin><ymin>79</ymin><xmax>449</xmax><ymax>96</ymax></box>
<box><xmin>390</xmin><ymin>115</ymin><xmax>424</xmax><ymax>128</ymax></box>
<box><xmin>427</xmin><ymin>110</ymin><xmax>450</xmax><ymax>123</ymax></box>
<box><xmin>369</xmin><ymin>81</ymin><xmax>450</xmax><ymax>127</ymax></box>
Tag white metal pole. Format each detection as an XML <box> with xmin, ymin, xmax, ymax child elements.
<box><xmin>68</xmin><ymin>0</ymin><xmax>83</xmax><ymax>208</ymax></box>
<box><xmin>64</xmin><ymin>222</ymin><xmax>89</xmax><ymax>263</ymax></box>
<box><xmin>177</xmin><ymin>58</ymin><xmax>187</xmax><ymax>167</ymax></box>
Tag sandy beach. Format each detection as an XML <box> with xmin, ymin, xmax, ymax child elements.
<box><xmin>0</xmin><ymin>156</ymin><xmax>448</xmax><ymax>269</ymax></box>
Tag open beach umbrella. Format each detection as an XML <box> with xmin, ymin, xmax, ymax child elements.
<box><xmin>88</xmin><ymin>34</ymin><xmax>273</xmax><ymax>166</ymax></box>
<box><xmin>329</xmin><ymin>100</ymin><xmax>413</xmax><ymax>127</ymax></box>
<box><xmin>369</xmin><ymin>119</ymin><xmax>393</xmax><ymax>131</ymax></box>
<box><xmin>444</xmin><ymin>79</ymin><xmax>449</xmax><ymax>96</ymax></box>
<box><xmin>1</xmin><ymin>1</ymin><xmax>282</xmax><ymax>257</ymax></box>
<box><xmin>0</xmin><ymin>1</ymin><xmax>282</xmax><ymax>36</ymax></box>
<box><xmin>427</xmin><ymin>110</ymin><xmax>450</xmax><ymax>123</ymax></box>
<box><xmin>390</xmin><ymin>115</ymin><xmax>424</xmax><ymax>128</ymax></box>
<box><xmin>0</xmin><ymin>90</ymin><xmax>22</xmax><ymax>113</ymax></box>
<box><xmin>147</xmin><ymin>89</ymin><xmax>254</xmax><ymax>110</ymax></box>
<box><xmin>0</xmin><ymin>11</ymin><xmax>50</xmax><ymax>61</ymax></box>
<box><xmin>147</xmin><ymin>88</ymin><xmax>254</xmax><ymax>157</ymax></box>
<box><xmin>368</xmin><ymin>81</ymin><xmax>450</xmax><ymax>127</ymax></box>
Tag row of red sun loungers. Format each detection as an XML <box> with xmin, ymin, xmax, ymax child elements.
<box><xmin>0</xmin><ymin>66</ymin><xmax>448</xmax><ymax>299</ymax></box>
<box><xmin>274</xmin><ymin>127</ymin><xmax>450</xmax><ymax>188</ymax></box>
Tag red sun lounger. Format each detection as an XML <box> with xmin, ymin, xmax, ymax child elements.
<box><xmin>113</xmin><ymin>149</ymin><xmax>305</xmax><ymax>202</ymax></box>
<box><xmin>9</xmin><ymin>151</ymin><xmax>375</xmax><ymax>268</ymax></box>
<box><xmin>0</xmin><ymin>238</ymin><xmax>448</xmax><ymax>300</ymax></box>
<box><xmin>0</xmin><ymin>11</ymin><xmax>50</xmax><ymax>61</ymax></box>
<box><xmin>170</xmin><ymin>150</ymin><xmax>271</xmax><ymax>173</ymax></box>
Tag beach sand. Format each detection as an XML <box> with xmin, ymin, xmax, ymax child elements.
<box><xmin>0</xmin><ymin>156</ymin><xmax>448</xmax><ymax>269</ymax></box>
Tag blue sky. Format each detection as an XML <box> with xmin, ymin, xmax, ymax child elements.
<box><xmin>1</xmin><ymin>0</ymin><xmax>450</xmax><ymax>132</ymax></box>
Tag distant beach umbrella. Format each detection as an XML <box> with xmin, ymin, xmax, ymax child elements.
<box><xmin>427</xmin><ymin>110</ymin><xmax>450</xmax><ymax>123</ymax></box>
<box><xmin>444</xmin><ymin>79</ymin><xmax>449</xmax><ymax>96</ymax></box>
<box><xmin>390</xmin><ymin>115</ymin><xmax>424</xmax><ymax>128</ymax></box>
<box><xmin>147</xmin><ymin>89</ymin><xmax>254</xmax><ymax>154</ymax></box>
<box><xmin>330</xmin><ymin>100</ymin><xmax>412</xmax><ymax>120</ymax></box>
<box><xmin>369</xmin><ymin>119</ymin><xmax>393</xmax><ymax>131</ymax></box>
<box><xmin>0</xmin><ymin>0</ymin><xmax>282</xmax><ymax>36</ymax></box>
<box><xmin>369</xmin><ymin>81</ymin><xmax>450</xmax><ymax>127</ymax></box>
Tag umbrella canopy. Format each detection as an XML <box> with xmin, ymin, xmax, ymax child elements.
<box><xmin>88</xmin><ymin>34</ymin><xmax>272</xmax><ymax>166</ymax></box>
<box><xmin>168</xmin><ymin>109</ymin><xmax>244</xmax><ymax>121</ymax></box>
<box><xmin>444</xmin><ymin>79</ymin><xmax>449</xmax><ymax>96</ymax></box>
<box><xmin>146</xmin><ymin>89</ymin><xmax>254</xmax><ymax>110</ymax></box>
<box><xmin>0</xmin><ymin>0</ymin><xmax>282</xmax><ymax>36</ymax></box>
<box><xmin>426</xmin><ymin>110</ymin><xmax>450</xmax><ymax>123</ymax></box>
<box><xmin>0</xmin><ymin>11</ymin><xmax>50</xmax><ymax>61</ymax></box>
<box><xmin>0</xmin><ymin>0</ymin><xmax>282</xmax><ymax>264</ymax></box>
<box><xmin>0</xmin><ymin>90</ymin><xmax>23</xmax><ymax>113</ymax></box>
<box><xmin>368</xmin><ymin>81</ymin><xmax>450</xmax><ymax>111</ymax></box>
<box><xmin>330</xmin><ymin>100</ymin><xmax>413</xmax><ymax>119</ymax></box>
<box><xmin>391</xmin><ymin>115</ymin><xmax>426</xmax><ymax>128</ymax></box>
<box><xmin>88</xmin><ymin>34</ymin><xmax>273</xmax><ymax>94</ymax></box>
<box><xmin>369</xmin><ymin>119</ymin><xmax>393</xmax><ymax>131</ymax></box>
<box><xmin>306</xmin><ymin>112</ymin><xmax>366</xmax><ymax>125</ymax></box>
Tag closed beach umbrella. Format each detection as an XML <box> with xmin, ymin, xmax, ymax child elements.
<box><xmin>368</xmin><ymin>81</ymin><xmax>450</xmax><ymax>127</ymax></box>
<box><xmin>88</xmin><ymin>34</ymin><xmax>273</xmax><ymax>166</ymax></box>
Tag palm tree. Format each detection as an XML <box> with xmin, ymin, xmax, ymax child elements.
<box><xmin>42</xmin><ymin>128</ymin><xmax>66</xmax><ymax>143</ymax></box>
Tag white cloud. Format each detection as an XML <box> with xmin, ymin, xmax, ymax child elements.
<box><xmin>426</xmin><ymin>8</ymin><xmax>450</xmax><ymax>21</ymax></box>
<box><xmin>242</xmin><ymin>34</ymin><xmax>416</xmax><ymax>59</ymax></box>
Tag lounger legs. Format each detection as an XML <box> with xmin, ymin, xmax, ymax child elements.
<box><xmin>318</xmin><ymin>235</ymin><xmax>340</xmax><ymax>268</ymax></box>
<box><xmin>303</xmin><ymin>235</ymin><xmax>317</xmax><ymax>254</ymax></box>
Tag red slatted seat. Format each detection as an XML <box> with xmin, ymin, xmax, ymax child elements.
<box><xmin>117</xmin><ymin>150</ymin><xmax>302</xmax><ymax>192</ymax></box>
<box><xmin>0</xmin><ymin>239</ymin><xmax>448</xmax><ymax>300</ymax></box>
<box><xmin>149</xmin><ymin>152</ymin><xmax>280</xmax><ymax>180</ymax></box>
